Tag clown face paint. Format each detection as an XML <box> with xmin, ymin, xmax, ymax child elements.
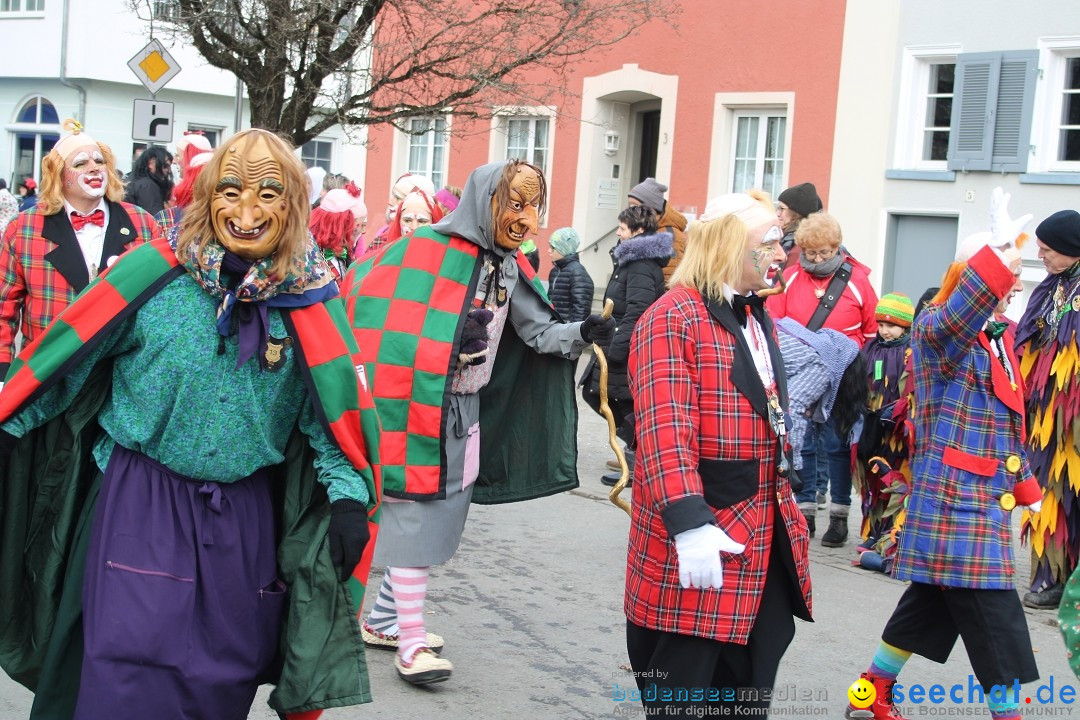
<box><xmin>398</xmin><ymin>193</ymin><xmax>432</xmax><ymax>234</ymax></box>
<box><xmin>211</xmin><ymin>135</ymin><xmax>287</xmax><ymax>260</ymax></box>
<box><xmin>491</xmin><ymin>165</ymin><xmax>541</xmax><ymax>250</ymax></box>
<box><xmin>738</xmin><ymin>221</ymin><xmax>786</xmax><ymax>293</ymax></box>
<box><xmin>63</xmin><ymin>145</ymin><xmax>108</xmax><ymax>208</ymax></box>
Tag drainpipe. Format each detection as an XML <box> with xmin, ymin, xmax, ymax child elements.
<box><xmin>59</xmin><ymin>0</ymin><xmax>88</xmax><ymax>123</ymax></box>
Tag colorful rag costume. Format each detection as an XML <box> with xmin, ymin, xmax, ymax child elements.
<box><xmin>0</xmin><ymin>237</ymin><xmax>382</xmax><ymax>718</ymax></box>
<box><xmin>1019</xmin><ymin>263</ymin><xmax>1080</xmax><ymax>594</ymax></box>
<box><xmin>853</xmin><ymin>334</ymin><xmax>914</xmax><ymax>572</ymax></box>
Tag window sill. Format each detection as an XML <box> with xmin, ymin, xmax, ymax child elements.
<box><xmin>1018</xmin><ymin>173</ymin><xmax>1080</xmax><ymax>185</ymax></box>
<box><xmin>885</xmin><ymin>169</ymin><xmax>957</xmax><ymax>182</ymax></box>
<box><xmin>0</xmin><ymin>11</ymin><xmax>45</xmax><ymax>18</ymax></box>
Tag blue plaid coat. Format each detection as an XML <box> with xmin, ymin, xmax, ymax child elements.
<box><xmin>893</xmin><ymin>246</ymin><xmax>1040</xmax><ymax>589</ymax></box>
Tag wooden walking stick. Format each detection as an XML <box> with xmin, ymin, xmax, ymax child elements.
<box><xmin>592</xmin><ymin>299</ymin><xmax>631</xmax><ymax>516</ymax></box>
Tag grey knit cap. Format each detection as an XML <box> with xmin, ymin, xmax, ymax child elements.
<box><xmin>628</xmin><ymin>178</ymin><xmax>668</xmax><ymax>214</ymax></box>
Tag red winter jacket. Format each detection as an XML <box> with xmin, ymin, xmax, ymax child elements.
<box><xmin>766</xmin><ymin>254</ymin><xmax>878</xmax><ymax>347</ymax></box>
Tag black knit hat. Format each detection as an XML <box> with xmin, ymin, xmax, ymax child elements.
<box><xmin>1036</xmin><ymin>209</ymin><xmax>1080</xmax><ymax>258</ymax></box>
<box><xmin>777</xmin><ymin>182</ymin><xmax>823</xmax><ymax>219</ymax></box>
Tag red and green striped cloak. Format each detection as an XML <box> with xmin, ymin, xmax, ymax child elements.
<box><xmin>0</xmin><ymin>238</ymin><xmax>383</xmax><ymax>716</ymax></box>
<box><xmin>341</xmin><ymin>225</ymin><xmax>579</xmax><ymax>503</ymax></box>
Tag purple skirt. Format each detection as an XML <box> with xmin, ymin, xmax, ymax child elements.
<box><xmin>73</xmin><ymin>446</ymin><xmax>285</xmax><ymax>720</ymax></box>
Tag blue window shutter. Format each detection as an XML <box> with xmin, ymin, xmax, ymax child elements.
<box><xmin>948</xmin><ymin>52</ymin><xmax>1000</xmax><ymax>171</ymax></box>
<box><xmin>990</xmin><ymin>50</ymin><xmax>1038</xmax><ymax>172</ymax></box>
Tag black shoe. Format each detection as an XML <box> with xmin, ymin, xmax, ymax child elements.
<box><xmin>601</xmin><ymin>471</ymin><xmax>632</xmax><ymax>487</ymax></box>
<box><xmin>1023</xmin><ymin>584</ymin><xmax>1064</xmax><ymax>609</ymax></box>
<box><xmin>803</xmin><ymin>514</ymin><xmax>816</xmax><ymax>538</ymax></box>
<box><xmin>821</xmin><ymin>516</ymin><xmax>848</xmax><ymax>548</ymax></box>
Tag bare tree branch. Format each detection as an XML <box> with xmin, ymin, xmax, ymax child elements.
<box><xmin>133</xmin><ymin>0</ymin><xmax>678</xmax><ymax>146</ymax></box>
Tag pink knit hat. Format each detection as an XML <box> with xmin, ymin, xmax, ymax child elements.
<box><xmin>321</xmin><ymin>182</ymin><xmax>367</xmax><ymax>219</ymax></box>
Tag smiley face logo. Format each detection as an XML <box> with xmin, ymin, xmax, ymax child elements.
<box><xmin>848</xmin><ymin>678</ymin><xmax>876</xmax><ymax>709</ymax></box>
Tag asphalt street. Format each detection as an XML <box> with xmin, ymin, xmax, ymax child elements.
<box><xmin>1</xmin><ymin>353</ymin><xmax>1077</xmax><ymax>718</ymax></box>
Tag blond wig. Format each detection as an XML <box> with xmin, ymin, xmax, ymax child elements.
<box><xmin>37</xmin><ymin>141</ymin><xmax>124</xmax><ymax>216</ymax></box>
<box><xmin>669</xmin><ymin>214</ymin><xmax>749</xmax><ymax>300</ymax></box>
<box><xmin>176</xmin><ymin>129</ymin><xmax>311</xmax><ymax>280</ymax></box>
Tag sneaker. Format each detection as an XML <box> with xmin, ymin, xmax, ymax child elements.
<box><xmin>362</xmin><ymin>623</ymin><xmax>445</xmax><ymax>653</ymax></box>
<box><xmin>1023</xmin><ymin>583</ymin><xmax>1064</xmax><ymax>609</ymax></box>
<box><xmin>395</xmin><ymin>648</ymin><xmax>453</xmax><ymax>685</ymax></box>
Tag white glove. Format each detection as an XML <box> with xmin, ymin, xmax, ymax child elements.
<box><xmin>989</xmin><ymin>186</ymin><xmax>1033</xmax><ymax>250</ymax></box>
<box><xmin>673</xmin><ymin>524</ymin><xmax>746</xmax><ymax>590</ymax></box>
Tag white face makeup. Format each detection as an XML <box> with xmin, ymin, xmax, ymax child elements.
<box><xmin>741</xmin><ymin>222</ymin><xmax>786</xmax><ymax>291</ymax></box>
<box><xmin>63</xmin><ymin>146</ymin><xmax>108</xmax><ymax>203</ymax></box>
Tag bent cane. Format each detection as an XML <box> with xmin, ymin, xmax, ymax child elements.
<box><xmin>593</xmin><ymin>299</ymin><xmax>631</xmax><ymax>516</ymax></box>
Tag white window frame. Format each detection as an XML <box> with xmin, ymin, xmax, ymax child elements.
<box><xmin>391</xmin><ymin>114</ymin><xmax>451</xmax><ymax>191</ymax></box>
<box><xmin>893</xmin><ymin>44</ymin><xmax>962</xmax><ymax>171</ymax></box>
<box><xmin>186</xmin><ymin>124</ymin><xmax>223</xmax><ymax>150</ymax></box>
<box><xmin>488</xmin><ymin>106</ymin><xmax>556</xmax><ymax>228</ymax></box>
<box><xmin>729</xmin><ymin>110</ymin><xmax>787</xmax><ymax>199</ymax></box>
<box><xmin>706</xmin><ymin>92</ymin><xmax>794</xmax><ymax>201</ymax></box>
<box><xmin>6</xmin><ymin>94</ymin><xmax>60</xmax><ymax>184</ymax></box>
<box><xmin>1032</xmin><ymin>36</ymin><xmax>1080</xmax><ymax>174</ymax></box>
<box><xmin>300</xmin><ymin>138</ymin><xmax>334</xmax><ymax>172</ymax></box>
<box><xmin>0</xmin><ymin>0</ymin><xmax>45</xmax><ymax>16</ymax></box>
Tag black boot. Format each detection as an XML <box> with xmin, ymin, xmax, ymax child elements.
<box><xmin>601</xmin><ymin>471</ymin><xmax>632</xmax><ymax>487</ymax></box>
<box><xmin>821</xmin><ymin>516</ymin><xmax>848</xmax><ymax>548</ymax></box>
<box><xmin>1023</xmin><ymin>583</ymin><xmax>1064</xmax><ymax>609</ymax></box>
<box><xmin>803</xmin><ymin>513</ymin><xmax>816</xmax><ymax>538</ymax></box>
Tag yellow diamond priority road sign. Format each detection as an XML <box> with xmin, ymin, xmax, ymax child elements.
<box><xmin>127</xmin><ymin>39</ymin><xmax>181</xmax><ymax>95</ymax></box>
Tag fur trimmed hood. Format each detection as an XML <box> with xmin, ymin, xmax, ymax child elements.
<box><xmin>612</xmin><ymin>230</ymin><xmax>674</xmax><ymax>264</ymax></box>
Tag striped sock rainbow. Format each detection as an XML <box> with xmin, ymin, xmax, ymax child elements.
<box><xmin>867</xmin><ymin>641</ymin><xmax>912</xmax><ymax>681</ymax></box>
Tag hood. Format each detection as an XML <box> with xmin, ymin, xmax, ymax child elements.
<box><xmin>612</xmin><ymin>231</ymin><xmax>674</xmax><ymax>264</ymax></box>
<box><xmin>776</xmin><ymin>317</ymin><xmax>858</xmax><ymax>419</ymax></box>
<box><xmin>430</xmin><ymin>162</ymin><xmax>504</xmax><ymax>252</ymax></box>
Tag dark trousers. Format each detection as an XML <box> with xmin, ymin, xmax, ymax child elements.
<box><xmin>881</xmin><ymin>582</ymin><xmax>1039</xmax><ymax>688</ymax></box>
<box><xmin>625</xmin><ymin>528</ymin><xmax>797</xmax><ymax>717</ymax></box>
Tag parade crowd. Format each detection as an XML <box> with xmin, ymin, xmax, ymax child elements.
<box><xmin>1</xmin><ymin>120</ymin><xmax>1080</xmax><ymax>720</ymax></box>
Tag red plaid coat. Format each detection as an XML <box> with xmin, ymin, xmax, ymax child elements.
<box><xmin>0</xmin><ymin>200</ymin><xmax>159</xmax><ymax>374</ymax></box>
<box><xmin>626</xmin><ymin>286</ymin><xmax>812</xmax><ymax>643</ymax></box>
<box><xmin>893</xmin><ymin>245</ymin><xmax>1040</xmax><ymax>589</ymax></box>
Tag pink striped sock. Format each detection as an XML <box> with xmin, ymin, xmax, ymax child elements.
<box><xmin>389</xmin><ymin>566</ymin><xmax>430</xmax><ymax>663</ymax></box>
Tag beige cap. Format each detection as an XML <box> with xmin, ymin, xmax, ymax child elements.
<box><xmin>52</xmin><ymin>118</ymin><xmax>100</xmax><ymax>162</ymax></box>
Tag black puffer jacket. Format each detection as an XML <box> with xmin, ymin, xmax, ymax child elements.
<box><xmin>548</xmin><ymin>252</ymin><xmax>594</xmax><ymax>322</ymax></box>
<box><xmin>593</xmin><ymin>230</ymin><xmax>673</xmax><ymax>400</ymax></box>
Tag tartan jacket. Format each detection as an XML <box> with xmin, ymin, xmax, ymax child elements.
<box><xmin>625</xmin><ymin>286</ymin><xmax>812</xmax><ymax>644</ymax></box>
<box><xmin>893</xmin><ymin>245</ymin><xmax>1040</xmax><ymax>589</ymax></box>
<box><xmin>0</xmin><ymin>239</ymin><xmax>383</xmax><ymax>714</ymax></box>
<box><xmin>0</xmin><ymin>199</ymin><xmax>159</xmax><ymax>375</ymax></box>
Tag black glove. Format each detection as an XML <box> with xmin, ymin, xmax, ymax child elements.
<box><xmin>459</xmin><ymin>307</ymin><xmax>494</xmax><ymax>366</ymax></box>
<box><xmin>580</xmin><ymin>314</ymin><xmax>615</xmax><ymax>347</ymax></box>
<box><xmin>328</xmin><ymin>499</ymin><xmax>370</xmax><ymax>582</ymax></box>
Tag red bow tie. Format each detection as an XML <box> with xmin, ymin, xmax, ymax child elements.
<box><xmin>70</xmin><ymin>209</ymin><xmax>105</xmax><ymax>231</ymax></box>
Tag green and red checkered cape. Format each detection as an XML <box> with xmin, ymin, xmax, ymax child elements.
<box><xmin>341</xmin><ymin>225</ymin><xmax>578</xmax><ymax>503</ymax></box>
<box><xmin>0</xmin><ymin>238</ymin><xmax>383</xmax><ymax>716</ymax></box>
